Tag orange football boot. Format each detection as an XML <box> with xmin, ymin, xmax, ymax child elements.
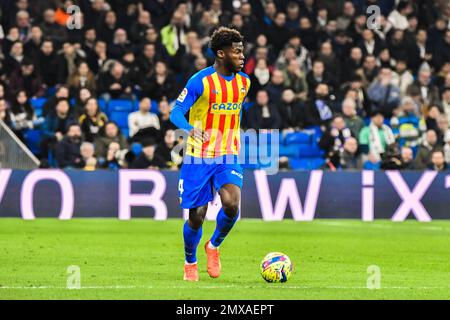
<box><xmin>205</xmin><ymin>240</ymin><xmax>221</xmax><ymax>278</ymax></box>
<box><xmin>183</xmin><ymin>263</ymin><xmax>199</xmax><ymax>281</ymax></box>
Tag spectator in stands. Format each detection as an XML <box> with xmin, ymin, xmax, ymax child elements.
<box><xmin>130</xmin><ymin>10</ymin><xmax>152</xmax><ymax>44</ymax></box>
<box><xmin>342</xmin><ymin>97</ymin><xmax>364</xmax><ymax>137</ymax></box>
<box><xmin>247</xmin><ymin>90</ymin><xmax>281</xmax><ymax>130</ymax></box>
<box><xmin>306</xmin><ymin>60</ymin><xmax>335</xmax><ymax>96</ymax></box>
<box><xmin>24</xmin><ymin>26</ymin><xmax>44</xmax><ymax>60</ymax></box>
<box><xmin>303</xmin><ymin>83</ymin><xmax>334</xmax><ymax>128</ymax></box>
<box><xmin>57</xmin><ymin>42</ymin><xmax>84</xmax><ymax>85</ymax></box>
<box><xmin>367</xmin><ymin>68</ymin><xmax>401</xmax><ymax>118</ymax></box>
<box><xmin>79</xmin><ymin>98</ymin><xmax>108</xmax><ymax>143</ymax></box>
<box><xmin>161</xmin><ymin>10</ymin><xmax>188</xmax><ymax>57</ymax></box>
<box><xmin>319</xmin><ymin>115</ymin><xmax>353</xmax><ymax>167</ymax></box>
<box><xmin>9</xmin><ymin>90</ymin><xmax>41</xmax><ymax>141</ymax></box>
<box><xmin>143</xmin><ymin>61</ymin><xmax>177</xmax><ymax>101</ymax></box>
<box><xmin>155</xmin><ymin>129</ymin><xmax>182</xmax><ymax>170</ymax></box>
<box><xmin>249</xmin><ymin>58</ymin><xmax>271</xmax><ymax>100</ymax></box>
<box><xmin>73</xmin><ymin>88</ymin><xmax>93</xmax><ymax>117</ymax></box>
<box><xmin>16</xmin><ymin>10</ymin><xmax>32</xmax><ymax>43</ymax></box>
<box><xmin>359</xmin><ymin>29</ymin><xmax>384</xmax><ymax>58</ymax></box>
<box><xmin>444</xmin><ymin>131</ymin><xmax>450</xmax><ymax>164</ymax></box>
<box><xmin>0</xmin><ymin>99</ymin><xmax>13</xmax><ymax>128</ymax></box>
<box><xmin>341</xmin><ymin>75</ymin><xmax>371</xmax><ymax>117</ymax></box>
<box><xmin>128</xmin><ymin>97</ymin><xmax>160</xmax><ymax>143</ymax></box>
<box><xmin>341</xmin><ymin>47</ymin><xmax>363</xmax><ymax>83</ymax></box>
<box><xmin>4</xmin><ymin>41</ymin><xmax>24</xmax><ymax>76</ymax></box>
<box><xmin>42</xmin><ymin>85</ymin><xmax>70</xmax><ymax>117</ymax></box>
<box><xmin>35</xmin><ymin>39</ymin><xmax>59</xmax><ymax>88</ymax></box>
<box><xmin>99</xmin><ymin>141</ymin><xmax>123</xmax><ymax>170</ymax></box>
<box><xmin>129</xmin><ymin>138</ymin><xmax>165</xmax><ymax>169</ymax></box>
<box><xmin>90</xmin><ymin>40</ymin><xmax>108</xmax><ymax>74</ymax></box>
<box><xmin>67</xmin><ymin>61</ymin><xmax>97</xmax><ymax>97</ymax></box>
<box><xmin>388</xmin><ymin>1</ymin><xmax>413</xmax><ymax>31</ymax></box>
<box><xmin>265</xmin><ymin>69</ymin><xmax>285</xmax><ymax>104</ymax></box>
<box><xmin>427</xmin><ymin>149</ymin><xmax>448</xmax><ymax>171</ymax></box>
<box><xmin>359</xmin><ymin>110</ymin><xmax>396</xmax><ymax>163</ymax></box>
<box><xmin>358</xmin><ymin>54</ymin><xmax>379</xmax><ymax>88</ymax></box>
<box><xmin>108</xmin><ymin>28</ymin><xmax>133</xmax><ymax>60</ymax></box>
<box><xmin>80</xmin><ymin>142</ymin><xmax>97</xmax><ymax>171</ymax></box>
<box><xmin>39</xmin><ymin>8</ymin><xmax>67</xmax><ymax>45</ymax></box>
<box><xmin>40</xmin><ymin>98</ymin><xmax>76</xmax><ymax>159</ymax></box>
<box><xmin>391</xmin><ymin>59</ymin><xmax>414</xmax><ymax>97</ymax></box>
<box><xmin>407</xmin><ymin>65</ymin><xmax>440</xmax><ymax>106</ymax></box>
<box><xmin>380</xmin><ymin>144</ymin><xmax>405</xmax><ymax>170</ymax></box>
<box><xmin>282</xmin><ymin>58</ymin><xmax>308</xmax><ymax>102</ymax></box>
<box><xmin>9</xmin><ymin>58</ymin><xmax>46</xmax><ymax>98</ymax></box>
<box><xmin>97</xmin><ymin>10</ymin><xmax>118</xmax><ymax>44</ymax></box>
<box><xmin>94</xmin><ymin>121</ymin><xmax>128</xmax><ymax>159</ymax></box>
<box><xmin>277</xmin><ymin>89</ymin><xmax>304</xmax><ymax>132</ymax></box>
<box><xmin>158</xmin><ymin>99</ymin><xmax>176</xmax><ymax>139</ymax></box>
<box><xmin>54</xmin><ymin>123</ymin><xmax>84</xmax><ymax>169</ymax></box>
<box><xmin>436</xmin><ymin>114</ymin><xmax>449</xmax><ymax>146</ymax></box>
<box><xmin>390</xmin><ymin>97</ymin><xmax>421</xmax><ymax>148</ymax></box>
<box><xmin>399</xmin><ymin>146</ymin><xmax>416</xmax><ymax>170</ymax></box>
<box><xmin>441</xmin><ymin>87</ymin><xmax>450</xmax><ymax>124</ymax></box>
<box><xmin>98</xmin><ymin>61</ymin><xmax>132</xmax><ymax>100</ymax></box>
<box><xmin>415</xmin><ymin>129</ymin><xmax>439</xmax><ymax>169</ymax></box>
<box><xmin>339</xmin><ymin>137</ymin><xmax>363</xmax><ymax>170</ymax></box>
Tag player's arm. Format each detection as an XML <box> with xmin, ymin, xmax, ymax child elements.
<box><xmin>170</xmin><ymin>76</ymin><xmax>209</xmax><ymax>142</ymax></box>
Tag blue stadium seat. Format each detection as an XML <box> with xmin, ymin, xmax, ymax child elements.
<box><xmin>97</xmin><ymin>99</ymin><xmax>107</xmax><ymax>113</ymax></box>
<box><xmin>109</xmin><ymin>111</ymin><xmax>129</xmax><ymax>129</ymax></box>
<box><xmin>108</xmin><ymin>99</ymin><xmax>134</xmax><ymax>113</ymax></box>
<box><xmin>298</xmin><ymin>145</ymin><xmax>324</xmax><ymax>158</ymax></box>
<box><xmin>121</xmin><ymin>128</ymin><xmax>129</xmax><ymax>138</ymax></box>
<box><xmin>30</xmin><ymin>98</ymin><xmax>47</xmax><ymax>117</ymax></box>
<box><xmin>279</xmin><ymin>144</ymin><xmax>301</xmax><ymax>158</ymax></box>
<box><xmin>24</xmin><ymin>129</ymin><xmax>42</xmax><ymax>155</ymax></box>
<box><xmin>284</xmin><ymin>132</ymin><xmax>312</xmax><ymax>145</ymax></box>
<box><xmin>288</xmin><ymin>158</ymin><xmax>325</xmax><ymax>170</ymax></box>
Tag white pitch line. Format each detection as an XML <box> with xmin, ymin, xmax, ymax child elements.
<box><xmin>314</xmin><ymin>221</ymin><xmax>450</xmax><ymax>231</ymax></box>
<box><xmin>0</xmin><ymin>285</ymin><xmax>448</xmax><ymax>290</ymax></box>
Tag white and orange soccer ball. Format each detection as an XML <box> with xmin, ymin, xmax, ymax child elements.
<box><xmin>260</xmin><ymin>252</ymin><xmax>293</xmax><ymax>283</ymax></box>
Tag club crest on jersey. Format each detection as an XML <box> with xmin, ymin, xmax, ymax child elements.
<box><xmin>240</xmin><ymin>87</ymin><xmax>246</xmax><ymax>93</ymax></box>
<box><xmin>177</xmin><ymin>88</ymin><xmax>188</xmax><ymax>102</ymax></box>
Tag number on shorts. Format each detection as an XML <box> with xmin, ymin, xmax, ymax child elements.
<box><xmin>178</xmin><ymin>179</ymin><xmax>184</xmax><ymax>195</ymax></box>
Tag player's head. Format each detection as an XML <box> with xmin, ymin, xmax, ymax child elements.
<box><xmin>209</xmin><ymin>27</ymin><xmax>244</xmax><ymax>73</ymax></box>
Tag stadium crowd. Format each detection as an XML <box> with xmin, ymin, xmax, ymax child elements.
<box><xmin>0</xmin><ymin>0</ymin><xmax>449</xmax><ymax>171</ymax></box>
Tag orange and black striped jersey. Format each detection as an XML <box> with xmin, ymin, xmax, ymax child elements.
<box><xmin>173</xmin><ymin>65</ymin><xmax>251</xmax><ymax>158</ymax></box>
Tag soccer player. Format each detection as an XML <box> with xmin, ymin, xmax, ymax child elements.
<box><xmin>170</xmin><ymin>27</ymin><xmax>250</xmax><ymax>281</ymax></box>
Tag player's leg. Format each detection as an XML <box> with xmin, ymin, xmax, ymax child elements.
<box><xmin>184</xmin><ymin>205</ymin><xmax>208</xmax><ymax>264</ymax></box>
<box><xmin>205</xmin><ymin>161</ymin><xmax>243</xmax><ymax>278</ymax></box>
<box><xmin>210</xmin><ymin>183</ymin><xmax>240</xmax><ymax>247</ymax></box>
<box><xmin>179</xmin><ymin>159</ymin><xmax>215</xmax><ymax>281</ymax></box>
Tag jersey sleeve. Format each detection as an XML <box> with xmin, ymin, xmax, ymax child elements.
<box><xmin>170</xmin><ymin>74</ymin><xmax>204</xmax><ymax>132</ymax></box>
<box><xmin>174</xmin><ymin>75</ymin><xmax>204</xmax><ymax>114</ymax></box>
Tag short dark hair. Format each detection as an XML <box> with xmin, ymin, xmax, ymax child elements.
<box><xmin>209</xmin><ymin>27</ymin><xmax>243</xmax><ymax>56</ymax></box>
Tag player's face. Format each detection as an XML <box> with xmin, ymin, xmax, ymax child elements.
<box><xmin>224</xmin><ymin>42</ymin><xmax>245</xmax><ymax>73</ymax></box>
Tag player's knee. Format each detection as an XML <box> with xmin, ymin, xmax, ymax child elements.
<box><xmin>188</xmin><ymin>207</ymin><xmax>207</xmax><ymax>229</ymax></box>
<box><xmin>222</xmin><ymin>198</ymin><xmax>239</xmax><ymax>218</ymax></box>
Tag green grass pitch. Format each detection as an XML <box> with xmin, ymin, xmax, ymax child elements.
<box><xmin>0</xmin><ymin>218</ymin><xmax>449</xmax><ymax>300</ymax></box>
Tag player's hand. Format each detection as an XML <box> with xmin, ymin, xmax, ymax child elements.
<box><xmin>189</xmin><ymin>128</ymin><xmax>209</xmax><ymax>142</ymax></box>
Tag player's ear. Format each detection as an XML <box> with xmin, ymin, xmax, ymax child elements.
<box><xmin>216</xmin><ymin>49</ymin><xmax>225</xmax><ymax>59</ymax></box>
